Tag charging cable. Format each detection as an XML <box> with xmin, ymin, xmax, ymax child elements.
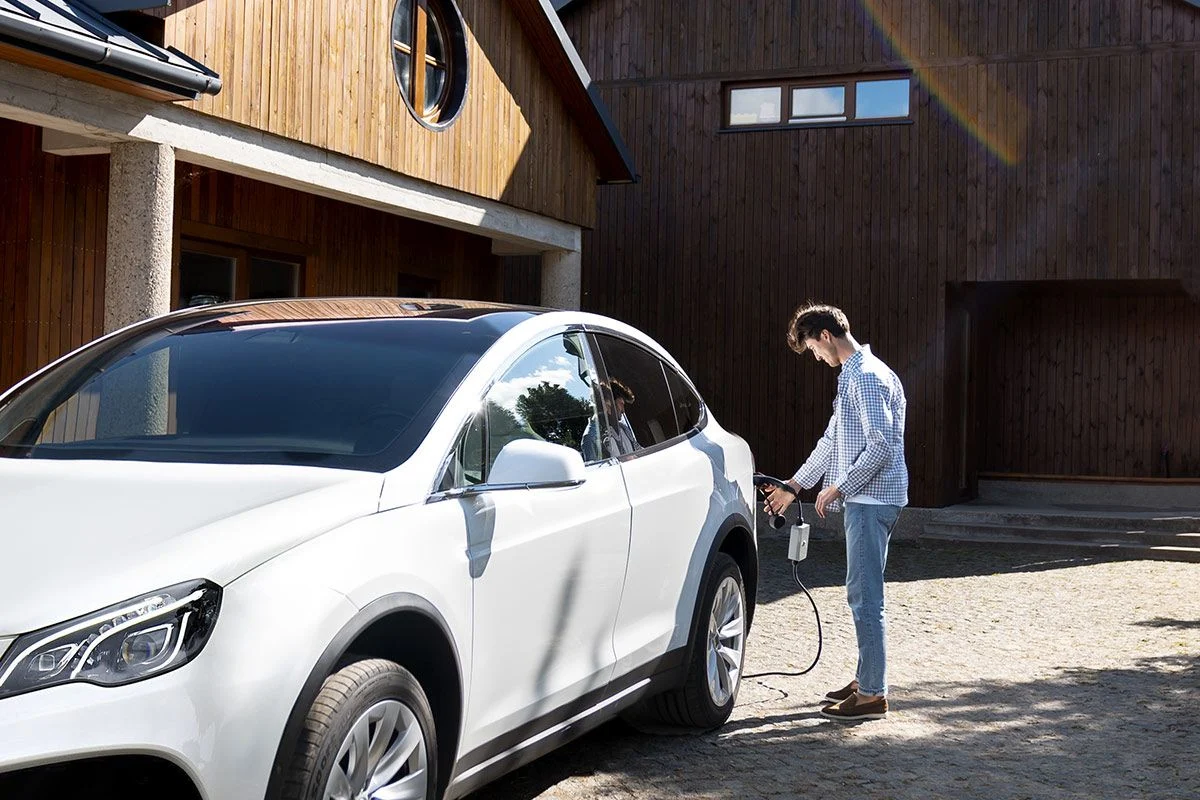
<box><xmin>744</xmin><ymin>474</ymin><xmax>823</xmax><ymax>679</ymax></box>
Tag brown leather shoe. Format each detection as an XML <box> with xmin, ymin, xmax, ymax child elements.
<box><xmin>823</xmin><ymin>680</ymin><xmax>859</xmax><ymax>704</ymax></box>
<box><xmin>820</xmin><ymin>693</ymin><xmax>888</xmax><ymax>721</ymax></box>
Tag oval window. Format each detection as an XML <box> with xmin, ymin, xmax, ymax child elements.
<box><xmin>391</xmin><ymin>0</ymin><xmax>468</xmax><ymax>129</ymax></box>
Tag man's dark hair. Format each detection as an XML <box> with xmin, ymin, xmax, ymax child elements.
<box><xmin>787</xmin><ymin>303</ymin><xmax>851</xmax><ymax>354</ymax></box>
<box><xmin>608</xmin><ymin>378</ymin><xmax>636</xmax><ymax>404</ymax></box>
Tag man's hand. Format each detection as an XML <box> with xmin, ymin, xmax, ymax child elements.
<box><xmin>814</xmin><ymin>484</ymin><xmax>843</xmax><ymax>519</ymax></box>
<box><xmin>762</xmin><ymin>482</ymin><xmax>799</xmax><ymax>516</ymax></box>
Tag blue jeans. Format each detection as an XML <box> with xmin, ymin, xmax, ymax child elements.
<box><xmin>844</xmin><ymin>502</ymin><xmax>902</xmax><ymax>696</ymax></box>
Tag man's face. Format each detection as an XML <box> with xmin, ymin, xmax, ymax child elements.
<box><xmin>615</xmin><ymin>397</ymin><xmax>627</xmax><ymax>416</ymax></box>
<box><xmin>804</xmin><ymin>332</ymin><xmax>840</xmax><ymax>367</ymax></box>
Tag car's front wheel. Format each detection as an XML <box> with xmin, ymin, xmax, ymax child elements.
<box><xmin>627</xmin><ymin>552</ymin><xmax>747</xmax><ymax>731</ymax></box>
<box><xmin>283</xmin><ymin>659</ymin><xmax>438</xmax><ymax>800</ymax></box>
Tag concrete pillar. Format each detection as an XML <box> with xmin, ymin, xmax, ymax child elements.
<box><xmin>105</xmin><ymin>141</ymin><xmax>175</xmax><ymax>333</ymax></box>
<box><xmin>540</xmin><ymin>249</ymin><xmax>582</xmax><ymax>310</ymax></box>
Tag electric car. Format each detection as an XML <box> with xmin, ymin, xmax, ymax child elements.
<box><xmin>0</xmin><ymin>298</ymin><xmax>757</xmax><ymax>800</ymax></box>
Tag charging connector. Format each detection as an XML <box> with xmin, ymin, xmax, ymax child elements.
<box><xmin>746</xmin><ymin>474</ymin><xmax>823</xmax><ymax>680</ymax></box>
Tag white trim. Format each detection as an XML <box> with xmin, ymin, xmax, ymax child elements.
<box><xmin>450</xmin><ymin>678</ymin><xmax>650</xmax><ymax>787</ymax></box>
<box><xmin>0</xmin><ymin>59</ymin><xmax>581</xmax><ymax>254</ymax></box>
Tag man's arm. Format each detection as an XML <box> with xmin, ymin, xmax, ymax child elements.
<box><xmin>791</xmin><ymin>409</ymin><xmax>837</xmax><ymax>491</ymax></box>
<box><xmin>834</xmin><ymin>373</ymin><xmax>897</xmax><ymax>497</ymax></box>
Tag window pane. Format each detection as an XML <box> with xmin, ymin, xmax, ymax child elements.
<box><xmin>394</xmin><ymin>49</ymin><xmax>411</xmax><ymax>96</ymax></box>
<box><xmin>484</xmin><ymin>334</ymin><xmax>599</xmax><ymax>474</ymax></box>
<box><xmin>0</xmin><ymin>317</ymin><xmax>496</xmax><ymax>471</ymax></box>
<box><xmin>728</xmin><ymin>86</ymin><xmax>781</xmax><ymax>126</ymax></box>
<box><xmin>791</xmin><ymin>85</ymin><xmax>844</xmax><ymax>118</ymax></box>
<box><xmin>425</xmin><ymin>65</ymin><xmax>447</xmax><ymax>114</ymax></box>
<box><xmin>855</xmin><ymin>78</ymin><xmax>910</xmax><ymax>119</ymax></box>
<box><xmin>397</xmin><ymin>272</ymin><xmax>440</xmax><ymax>298</ymax></box>
<box><xmin>594</xmin><ymin>334</ymin><xmax>680</xmax><ymax>449</ymax></box>
<box><xmin>248</xmin><ymin>257</ymin><xmax>300</xmax><ymax>300</ymax></box>
<box><xmin>179</xmin><ymin>250</ymin><xmax>234</xmax><ymax>308</ymax></box>
<box><xmin>663</xmin><ymin>366</ymin><xmax>702</xmax><ymax>433</ymax></box>
<box><xmin>426</xmin><ymin>7</ymin><xmax>447</xmax><ymax>63</ymax></box>
<box><xmin>391</xmin><ymin>0</ymin><xmax>412</xmax><ymax>46</ymax></box>
<box><xmin>441</xmin><ymin>411</ymin><xmax>484</xmax><ymax>490</ymax></box>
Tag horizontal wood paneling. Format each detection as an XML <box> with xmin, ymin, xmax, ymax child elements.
<box><xmin>154</xmin><ymin>0</ymin><xmax>598</xmax><ymax>227</ymax></box>
<box><xmin>978</xmin><ymin>287</ymin><xmax>1200</xmax><ymax>478</ymax></box>
<box><xmin>564</xmin><ymin>0</ymin><xmax>1200</xmax><ymax>505</ymax></box>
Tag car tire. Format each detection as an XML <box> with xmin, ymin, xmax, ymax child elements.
<box><xmin>282</xmin><ymin>658</ymin><xmax>438</xmax><ymax>800</ymax></box>
<box><xmin>625</xmin><ymin>552</ymin><xmax>747</xmax><ymax>732</ymax></box>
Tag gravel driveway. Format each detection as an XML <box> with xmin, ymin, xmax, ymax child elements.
<box><xmin>472</xmin><ymin>535</ymin><xmax>1200</xmax><ymax>800</ymax></box>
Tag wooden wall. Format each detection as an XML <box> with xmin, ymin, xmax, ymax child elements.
<box><xmin>978</xmin><ymin>285</ymin><xmax>1200</xmax><ymax>479</ymax></box>
<box><xmin>563</xmin><ymin>0</ymin><xmax>1200</xmax><ymax>504</ymax></box>
<box><xmin>153</xmin><ymin>0</ymin><xmax>598</xmax><ymax>227</ymax></box>
<box><xmin>0</xmin><ymin>120</ymin><xmax>108</xmax><ymax>394</ymax></box>
<box><xmin>0</xmin><ymin>119</ymin><xmax>503</xmax><ymax>395</ymax></box>
<box><xmin>174</xmin><ymin>163</ymin><xmax>501</xmax><ymax>301</ymax></box>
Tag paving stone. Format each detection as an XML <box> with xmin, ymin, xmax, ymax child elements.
<box><xmin>473</xmin><ymin>536</ymin><xmax>1200</xmax><ymax>800</ymax></box>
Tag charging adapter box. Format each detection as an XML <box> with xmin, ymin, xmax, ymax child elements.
<box><xmin>789</xmin><ymin>523</ymin><xmax>811</xmax><ymax>562</ymax></box>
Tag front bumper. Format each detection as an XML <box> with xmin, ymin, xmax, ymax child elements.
<box><xmin>0</xmin><ymin>581</ymin><xmax>357</xmax><ymax>799</ymax></box>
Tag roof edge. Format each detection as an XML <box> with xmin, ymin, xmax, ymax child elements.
<box><xmin>0</xmin><ymin>2</ymin><xmax>221</xmax><ymax>99</ymax></box>
<box><xmin>509</xmin><ymin>0</ymin><xmax>636</xmax><ymax>184</ymax></box>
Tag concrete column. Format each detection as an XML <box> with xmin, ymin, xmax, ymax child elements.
<box><xmin>105</xmin><ymin>141</ymin><xmax>175</xmax><ymax>333</ymax></box>
<box><xmin>540</xmin><ymin>249</ymin><xmax>582</xmax><ymax>310</ymax></box>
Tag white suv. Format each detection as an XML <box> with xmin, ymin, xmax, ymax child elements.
<box><xmin>0</xmin><ymin>299</ymin><xmax>757</xmax><ymax>800</ymax></box>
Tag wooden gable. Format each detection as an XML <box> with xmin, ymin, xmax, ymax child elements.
<box><xmin>156</xmin><ymin>0</ymin><xmax>601</xmax><ymax>227</ymax></box>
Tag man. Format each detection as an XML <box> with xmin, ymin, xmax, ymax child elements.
<box><xmin>582</xmin><ymin>378</ymin><xmax>640</xmax><ymax>461</ymax></box>
<box><xmin>763</xmin><ymin>303</ymin><xmax>908</xmax><ymax>721</ymax></box>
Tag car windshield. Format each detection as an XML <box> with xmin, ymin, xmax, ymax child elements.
<box><xmin>0</xmin><ymin>311</ymin><xmax>500</xmax><ymax>471</ymax></box>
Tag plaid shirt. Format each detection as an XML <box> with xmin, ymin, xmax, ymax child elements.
<box><xmin>791</xmin><ymin>345</ymin><xmax>909</xmax><ymax>510</ymax></box>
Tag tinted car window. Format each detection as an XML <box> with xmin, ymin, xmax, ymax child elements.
<box><xmin>481</xmin><ymin>333</ymin><xmax>600</xmax><ymax>477</ymax></box>
<box><xmin>592</xmin><ymin>334</ymin><xmax>680</xmax><ymax>449</ymax></box>
<box><xmin>664</xmin><ymin>365</ymin><xmax>703</xmax><ymax>432</ymax></box>
<box><xmin>0</xmin><ymin>316</ymin><xmax>495</xmax><ymax>471</ymax></box>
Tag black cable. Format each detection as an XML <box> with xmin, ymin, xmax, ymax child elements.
<box><xmin>744</xmin><ymin>561</ymin><xmax>823</xmax><ymax>679</ymax></box>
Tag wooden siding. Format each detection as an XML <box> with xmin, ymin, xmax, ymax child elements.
<box><xmin>174</xmin><ymin>163</ymin><xmax>502</xmax><ymax>302</ymax></box>
<box><xmin>0</xmin><ymin>120</ymin><xmax>108</xmax><ymax>394</ymax></box>
<box><xmin>978</xmin><ymin>285</ymin><xmax>1200</xmax><ymax>480</ymax></box>
<box><xmin>153</xmin><ymin>0</ymin><xmax>599</xmax><ymax>227</ymax></box>
<box><xmin>0</xmin><ymin>119</ymin><xmax>503</xmax><ymax>394</ymax></box>
<box><xmin>563</xmin><ymin>0</ymin><xmax>1200</xmax><ymax>504</ymax></box>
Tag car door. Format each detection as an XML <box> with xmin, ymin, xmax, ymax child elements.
<box><xmin>590</xmin><ymin>333</ymin><xmax>715</xmax><ymax>677</ymax></box>
<box><xmin>445</xmin><ymin>332</ymin><xmax>631</xmax><ymax>756</ymax></box>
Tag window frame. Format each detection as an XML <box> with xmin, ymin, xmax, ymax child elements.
<box><xmin>174</xmin><ymin>238</ymin><xmax>307</xmax><ymax>310</ymax></box>
<box><xmin>722</xmin><ymin>72</ymin><xmax>914</xmax><ymax>132</ymax></box>
<box><xmin>433</xmin><ymin>329</ymin><xmax>610</xmax><ymax>495</ymax></box>
<box><xmin>586</xmin><ymin>329</ymin><xmax>708</xmax><ymax>464</ymax></box>
<box><xmin>391</xmin><ymin>0</ymin><xmax>469</xmax><ymax>130</ymax></box>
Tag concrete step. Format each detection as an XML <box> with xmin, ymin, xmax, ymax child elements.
<box><xmin>923</xmin><ymin>521</ymin><xmax>1200</xmax><ymax>548</ymax></box>
<box><xmin>937</xmin><ymin>506</ymin><xmax>1200</xmax><ymax>534</ymax></box>
<box><xmin>919</xmin><ymin>525</ymin><xmax>1200</xmax><ymax>563</ymax></box>
<box><xmin>976</xmin><ymin>478</ymin><xmax>1200</xmax><ymax>509</ymax></box>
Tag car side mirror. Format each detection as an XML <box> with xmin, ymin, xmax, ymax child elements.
<box><xmin>488</xmin><ymin>439</ymin><xmax>586</xmax><ymax>489</ymax></box>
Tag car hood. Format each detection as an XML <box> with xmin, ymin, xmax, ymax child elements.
<box><xmin>0</xmin><ymin>459</ymin><xmax>385</xmax><ymax>635</ymax></box>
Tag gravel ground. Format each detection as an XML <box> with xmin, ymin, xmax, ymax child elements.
<box><xmin>471</xmin><ymin>535</ymin><xmax>1200</xmax><ymax>800</ymax></box>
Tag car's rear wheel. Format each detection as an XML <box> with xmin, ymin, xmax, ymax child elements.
<box><xmin>283</xmin><ymin>659</ymin><xmax>437</xmax><ymax>800</ymax></box>
<box><xmin>625</xmin><ymin>552</ymin><xmax>746</xmax><ymax>731</ymax></box>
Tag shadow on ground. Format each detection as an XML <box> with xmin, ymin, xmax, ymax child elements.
<box><xmin>754</xmin><ymin>536</ymin><xmax>1135</xmax><ymax>603</ymax></box>
<box><xmin>472</xmin><ymin>654</ymin><xmax>1199</xmax><ymax>800</ymax></box>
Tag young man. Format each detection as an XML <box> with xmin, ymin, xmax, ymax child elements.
<box><xmin>763</xmin><ymin>303</ymin><xmax>908</xmax><ymax>721</ymax></box>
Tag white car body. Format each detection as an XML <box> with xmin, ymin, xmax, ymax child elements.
<box><xmin>0</xmin><ymin>300</ymin><xmax>757</xmax><ymax>799</ymax></box>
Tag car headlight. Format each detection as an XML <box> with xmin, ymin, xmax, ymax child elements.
<box><xmin>0</xmin><ymin>580</ymin><xmax>220</xmax><ymax>700</ymax></box>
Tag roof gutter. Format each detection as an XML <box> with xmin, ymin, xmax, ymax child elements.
<box><xmin>0</xmin><ymin>9</ymin><xmax>221</xmax><ymax>97</ymax></box>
